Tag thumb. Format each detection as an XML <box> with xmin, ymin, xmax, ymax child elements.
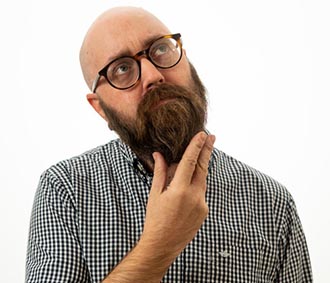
<box><xmin>151</xmin><ymin>152</ymin><xmax>168</xmax><ymax>194</ymax></box>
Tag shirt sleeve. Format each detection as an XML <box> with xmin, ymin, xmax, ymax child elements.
<box><xmin>276</xmin><ymin>195</ymin><xmax>313</xmax><ymax>282</ymax></box>
<box><xmin>25</xmin><ymin>168</ymin><xmax>91</xmax><ymax>283</ymax></box>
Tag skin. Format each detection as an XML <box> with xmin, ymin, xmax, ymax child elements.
<box><xmin>80</xmin><ymin>6</ymin><xmax>216</xmax><ymax>283</ymax></box>
<box><xmin>80</xmin><ymin>6</ymin><xmax>193</xmax><ymax>122</ymax></box>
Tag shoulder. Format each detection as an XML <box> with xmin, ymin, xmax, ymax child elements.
<box><xmin>37</xmin><ymin>140</ymin><xmax>124</xmax><ymax>197</ymax></box>
<box><xmin>209</xmin><ymin>148</ymin><xmax>301</xmax><ymax>237</ymax></box>
<box><xmin>210</xmin><ymin>148</ymin><xmax>293</xmax><ymax>209</ymax></box>
<box><xmin>34</xmin><ymin>140</ymin><xmax>127</xmax><ymax>211</ymax></box>
<box><xmin>43</xmin><ymin>139</ymin><xmax>122</xmax><ymax>178</ymax></box>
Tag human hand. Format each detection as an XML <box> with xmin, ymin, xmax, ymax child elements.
<box><xmin>140</xmin><ymin>131</ymin><xmax>215</xmax><ymax>257</ymax></box>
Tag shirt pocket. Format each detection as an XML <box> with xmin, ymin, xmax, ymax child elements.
<box><xmin>206</xmin><ymin>229</ymin><xmax>277</xmax><ymax>282</ymax></box>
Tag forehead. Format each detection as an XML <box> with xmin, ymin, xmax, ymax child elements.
<box><xmin>92</xmin><ymin>10</ymin><xmax>171</xmax><ymax>66</ymax></box>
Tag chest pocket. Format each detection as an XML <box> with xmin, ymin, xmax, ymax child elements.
<box><xmin>183</xmin><ymin>220</ymin><xmax>278</xmax><ymax>283</ymax></box>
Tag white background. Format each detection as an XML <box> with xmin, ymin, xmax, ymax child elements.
<box><xmin>1</xmin><ymin>0</ymin><xmax>329</xmax><ymax>282</ymax></box>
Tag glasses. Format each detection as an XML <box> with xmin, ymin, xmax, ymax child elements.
<box><xmin>91</xmin><ymin>33</ymin><xmax>182</xmax><ymax>92</ymax></box>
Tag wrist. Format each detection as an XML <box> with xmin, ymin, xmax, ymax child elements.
<box><xmin>104</xmin><ymin>235</ymin><xmax>176</xmax><ymax>283</ymax></box>
<box><xmin>138</xmin><ymin>232</ymin><xmax>179</xmax><ymax>265</ymax></box>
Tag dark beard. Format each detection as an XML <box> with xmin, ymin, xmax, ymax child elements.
<box><xmin>99</xmin><ymin>63</ymin><xmax>207</xmax><ymax>166</ymax></box>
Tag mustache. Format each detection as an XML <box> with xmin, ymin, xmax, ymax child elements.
<box><xmin>138</xmin><ymin>83</ymin><xmax>195</xmax><ymax>114</ymax></box>
<box><xmin>146</xmin><ymin>83</ymin><xmax>191</xmax><ymax>98</ymax></box>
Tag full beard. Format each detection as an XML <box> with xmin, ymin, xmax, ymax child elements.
<box><xmin>99</xmin><ymin>64</ymin><xmax>208</xmax><ymax>166</ymax></box>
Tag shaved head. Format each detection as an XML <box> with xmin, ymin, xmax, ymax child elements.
<box><xmin>79</xmin><ymin>7</ymin><xmax>171</xmax><ymax>90</ymax></box>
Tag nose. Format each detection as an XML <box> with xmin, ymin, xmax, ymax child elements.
<box><xmin>140</xmin><ymin>58</ymin><xmax>165</xmax><ymax>92</ymax></box>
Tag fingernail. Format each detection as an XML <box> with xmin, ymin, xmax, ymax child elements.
<box><xmin>200</xmin><ymin>131</ymin><xmax>208</xmax><ymax>139</ymax></box>
<box><xmin>209</xmin><ymin>135</ymin><xmax>216</xmax><ymax>145</ymax></box>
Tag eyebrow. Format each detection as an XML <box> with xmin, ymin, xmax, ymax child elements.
<box><xmin>104</xmin><ymin>33</ymin><xmax>166</xmax><ymax>64</ymax></box>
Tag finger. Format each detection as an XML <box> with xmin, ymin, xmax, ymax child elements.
<box><xmin>192</xmin><ymin>134</ymin><xmax>215</xmax><ymax>187</ymax></box>
<box><xmin>174</xmin><ymin>131</ymin><xmax>208</xmax><ymax>186</ymax></box>
<box><xmin>151</xmin><ymin>152</ymin><xmax>168</xmax><ymax>194</ymax></box>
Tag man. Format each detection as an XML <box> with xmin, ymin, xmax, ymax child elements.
<box><xmin>26</xmin><ymin>6</ymin><xmax>313</xmax><ymax>283</ymax></box>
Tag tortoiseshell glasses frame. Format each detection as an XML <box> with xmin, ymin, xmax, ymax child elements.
<box><xmin>91</xmin><ymin>33</ymin><xmax>182</xmax><ymax>92</ymax></box>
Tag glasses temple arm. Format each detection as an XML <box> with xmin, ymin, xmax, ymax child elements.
<box><xmin>91</xmin><ymin>74</ymin><xmax>101</xmax><ymax>93</ymax></box>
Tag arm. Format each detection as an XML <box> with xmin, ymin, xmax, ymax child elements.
<box><xmin>25</xmin><ymin>168</ymin><xmax>90</xmax><ymax>283</ymax></box>
<box><xmin>276</xmin><ymin>197</ymin><xmax>313</xmax><ymax>282</ymax></box>
<box><xmin>102</xmin><ymin>131</ymin><xmax>215</xmax><ymax>283</ymax></box>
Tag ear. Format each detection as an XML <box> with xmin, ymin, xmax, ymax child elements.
<box><xmin>86</xmin><ymin>93</ymin><xmax>108</xmax><ymax>121</ymax></box>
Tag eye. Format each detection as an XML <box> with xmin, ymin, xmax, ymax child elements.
<box><xmin>149</xmin><ymin>37</ymin><xmax>180</xmax><ymax>68</ymax></box>
<box><xmin>153</xmin><ymin>43</ymin><xmax>170</xmax><ymax>56</ymax></box>
<box><xmin>114</xmin><ymin>62</ymin><xmax>131</xmax><ymax>75</ymax></box>
<box><xmin>151</xmin><ymin>41</ymin><xmax>174</xmax><ymax>59</ymax></box>
<box><xmin>107</xmin><ymin>57</ymin><xmax>139</xmax><ymax>88</ymax></box>
<box><xmin>108</xmin><ymin>58</ymin><xmax>135</xmax><ymax>79</ymax></box>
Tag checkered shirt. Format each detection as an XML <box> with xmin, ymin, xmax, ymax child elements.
<box><xmin>26</xmin><ymin>139</ymin><xmax>313</xmax><ymax>282</ymax></box>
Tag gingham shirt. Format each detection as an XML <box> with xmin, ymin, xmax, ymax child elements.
<box><xmin>26</xmin><ymin>139</ymin><xmax>312</xmax><ymax>282</ymax></box>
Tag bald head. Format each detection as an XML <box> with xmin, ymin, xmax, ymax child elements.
<box><xmin>79</xmin><ymin>7</ymin><xmax>171</xmax><ymax>90</ymax></box>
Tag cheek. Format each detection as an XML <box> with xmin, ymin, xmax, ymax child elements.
<box><xmin>163</xmin><ymin>69</ymin><xmax>191</xmax><ymax>87</ymax></box>
<box><xmin>164</xmin><ymin>59</ymin><xmax>191</xmax><ymax>86</ymax></box>
<box><xmin>125</xmin><ymin>100</ymin><xmax>141</xmax><ymax>119</ymax></box>
<box><xmin>102</xmin><ymin>85</ymin><xmax>145</xmax><ymax>119</ymax></box>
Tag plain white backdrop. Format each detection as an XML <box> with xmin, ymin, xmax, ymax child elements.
<box><xmin>1</xmin><ymin>0</ymin><xmax>329</xmax><ymax>281</ymax></box>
